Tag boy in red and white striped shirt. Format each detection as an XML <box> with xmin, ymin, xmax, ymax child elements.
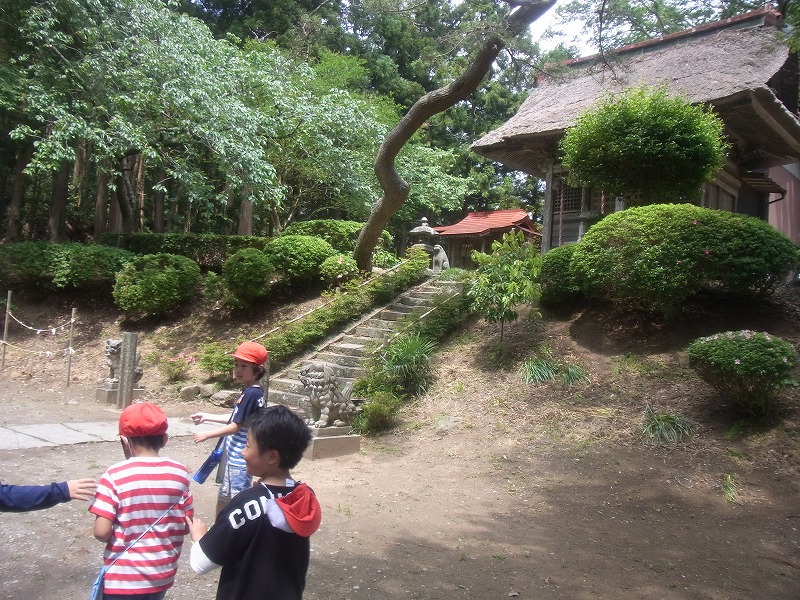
<box><xmin>90</xmin><ymin>402</ymin><xmax>194</xmax><ymax>600</ymax></box>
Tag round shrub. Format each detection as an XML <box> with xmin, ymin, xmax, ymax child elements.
<box><xmin>540</xmin><ymin>243</ymin><xmax>582</xmax><ymax>307</ymax></box>
<box><xmin>263</xmin><ymin>235</ymin><xmax>336</xmax><ymax>285</ymax></box>
<box><xmin>113</xmin><ymin>253</ymin><xmax>201</xmax><ymax>317</ymax></box>
<box><xmin>687</xmin><ymin>330</ymin><xmax>797</xmax><ymax>416</ymax></box>
<box><xmin>560</xmin><ymin>86</ymin><xmax>728</xmax><ymax>202</ymax></box>
<box><xmin>571</xmin><ymin>204</ymin><xmax>799</xmax><ymax>317</ymax></box>
<box><xmin>283</xmin><ymin>219</ymin><xmax>393</xmax><ymax>252</ymax></box>
<box><xmin>320</xmin><ymin>254</ymin><xmax>360</xmax><ymax>285</ymax></box>
<box><xmin>222</xmin><ymin>248</ymin><xmax>274</xmax><ymax>306</ymax></box>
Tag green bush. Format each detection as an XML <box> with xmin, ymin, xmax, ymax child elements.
<box><xmin>687</xmin><ymin>330</ymin><xmax>798</xmax><ymax>416</ymax></box>
<box><xmin>199</xmin><ymin>342</ymin><xmax>234</xmax><ymax>379</ymax></box>
<box><xmin>98</xmin><ymin>233</ymin><xmax>271</xmax><ymax>270</ymax></box>
<box><xmin>283</xmin><ymin>220</ymin><xmax>392</xmax><ymax>253</ymax></box>
<box><xmin>0</xmin><ymin>242</ymin><xmax>135</xmax><ymax>292</ymax></box>
<box><xmin>571</xmin><ymin>204</ymin><xmax>799</xmax><ymax>317</ymax></box>
<box><xmin>351</xmin><ymin>392</ymin><xmax>402</xmax><ymax>434</ymax></box>
<box><xmin>560</xmin><ymin>86</ymin><xmax>728</xmax><ymax>202</ymax></box>
<box><xmin>263</xmin><ymin>235</ymin><xmax>337</xmax><ymax>285</ymax></box>
<box><xmin>372</xmin><ymin>249</ymin><xmax>400</xmax><ymax>269</ymax></box>
<box><xmin>222</xmin><ymin>248</ymin><xmax>274</xmax><ymax>307</ymax></box>
<box><xmin>376</xmin><ymin>333</ymin><xmax>436</xmax><ymax>397</ymax></box>
<box><xmin>320</xmin><ymin>254</ymin><xmax>360</xmax><ymax>285</ymax></box>
<box><xmin>112</xmin><ymin>253</ymin><xmax>201</xmax><ymax>317</ymax></box>
<box><xmin>539</xmin><ymin>244</ymin><xmax>582</xmax><ymax>307</ymax></box>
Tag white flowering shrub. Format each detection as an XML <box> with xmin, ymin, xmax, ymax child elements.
<box><xmin>319</xmin><ymin>254</ymin><xmax>360</xmax><ymax>285</ymax></box>
<box><xmin>687</xmin><ymin>330</ymin><xmax>797</xmax><ymax>416</ymax></box>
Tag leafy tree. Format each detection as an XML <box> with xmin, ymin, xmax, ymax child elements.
<box><xmin>559</xmin><ymin>86</ymin><xmax>728</xmax><ymax>203</ymax></box>
<box><xmin>467</xmin><ymin>230</ymin><xmax>542</xmax><ymax>348</ymax></box>
<box><xmin>353</xmin><ymin>0</ymin><xmax>557</xmax><ymax>270</ymax></box>
<box><xmin>552</xmin><ymin>0</ymin><xmax>763</xmax><ymax>52</ymax></box>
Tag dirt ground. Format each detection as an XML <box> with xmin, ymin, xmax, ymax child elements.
<box><xmin>0</xmin><ymin>286</ymin><xmax>798</xmax><ymax>600</ymax></box>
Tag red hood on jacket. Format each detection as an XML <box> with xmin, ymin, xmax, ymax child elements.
<box><xmin>266</xmin><ymin>483</ymin><xmax>321</xmax><ymax>537</ymax></box>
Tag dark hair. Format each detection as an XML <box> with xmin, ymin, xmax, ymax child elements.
<box><xmin>127</xmin><ymin>434</ymin><xmax>167</xmax><ymax>451</ymax></box>
<box><xmin>247</xmin><ymin>405</ymin><xmax>311</xmax><ymax>469</ymax></box>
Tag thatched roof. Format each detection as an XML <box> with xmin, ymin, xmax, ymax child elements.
<box><xmin>472</xmin><ymin>11</ymin><xmax>800</xmax><ymax>177</ymax></box>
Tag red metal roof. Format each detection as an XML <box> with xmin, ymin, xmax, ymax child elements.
<box><xmin>434</xmin><ymin>209</ymin><xmax>533</xmax><ymax>236</ymax></box>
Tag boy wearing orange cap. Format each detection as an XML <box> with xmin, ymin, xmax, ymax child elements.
<box><xmin>186</xmin><ymin>405</ymin><xmax>321</xmax><ymax>600</ymax></box>
<box><xmin>90</xmin><ymin>402</ymin><xmax>194</xmax><ymax>600</ymax></box>
<box><xmin>191</xmin><ymin>341</ymin><xmax>267</xmax><ymax>516</ymax></box>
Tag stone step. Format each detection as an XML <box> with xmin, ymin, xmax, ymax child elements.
<box><xmin>286</xmin><ymin>363</ymin><xmax>365</xmax><ymax>381</ymax></box>
<box><xmin>341</xmin><ymin>334</ymin><xmax>376</xmax><ymax>347</ymax></box>
<box><xmin>329</xmin><ymin>341</ymin><xmax>369</xmax><ymax>357</ymax></box>
<box><xmin>267</xmin><ymin>389</ymin><xmax>309</xmax><ymax>411</ymax></box>
<box><xmin>406</xmin><ymin>290</ymin><xmax>440</xmax><ymax>299</ymax></box>
<box><xmin>383</xmin><ymin>303</ymin><xmax>416</xmax><ymax>314</ymax></box>
<box><xmin>397</xmin><ymin>296</ymin><xmax>435</xmax><ymax>307</ymax></box>
<box><xmin>269</xmin><ymin>377</ymin><xmax>306</xmax><ymax>395</ymax></box>
<box><xmin>353</xmin><ymin>325</ymin><xmax>393</xmax><ymax>339</ymax></box>
<box><xmin>379</xmin><ymin>309</ymin><xmax>414</xmax><ymax>321</ymax></box>
<box><xmin>363</xmin><ymin>318</ymin><xmax>398</xmax><ymax>330</ymax></box>
<box><xmin>314</xmin><ymin>351</ymin><xmax>364</xmax><ymax>367</ymax></box>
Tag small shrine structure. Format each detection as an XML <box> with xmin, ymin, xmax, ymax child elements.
<box><xmin>433</xmin><ymin>209</ymin><xmax>540</xmax><ymax>268</ymax></box>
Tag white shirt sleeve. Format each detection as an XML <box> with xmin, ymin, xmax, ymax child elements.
<box><xmin>189</xmin><ymin>541</ymin><xmax>221</xmax><ymax>574</ymax></box>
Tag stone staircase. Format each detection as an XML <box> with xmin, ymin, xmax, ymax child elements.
<box><xmin>267</xmin><ymin>277</ymin><xmax>462</xmax><ymax>413</ymax></box>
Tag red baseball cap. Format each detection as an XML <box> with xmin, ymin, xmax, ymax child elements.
<box><xmin>119</xmin><ymin>402</ymin><xmax>168</xmax><ymax>437</ymax></box>
<box><xmin>231</xmin><ymin>341</ymin><xmax>268</xmax><ymax>366</ymax></box>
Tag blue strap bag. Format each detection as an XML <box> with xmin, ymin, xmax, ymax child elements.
<box><xmin>88</xmin><ymin>566</ymin><xmax>107</xmax><ymax>600</ymax></box>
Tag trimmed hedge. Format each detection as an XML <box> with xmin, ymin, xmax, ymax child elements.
<box><xmin>539</xmin><ymin>243</ymin><xmax>582</xmax><ymax>307</ymax></box>
<box><xmin>0</xmin><ymin>242</ymin><xmax>135</xmax><ymax>292</ymax></box>
<box><xmin>687</xmin><ymin>330</ymin><xmax>798</xmax><ymax>416</ymax></box>
<box><xmin>222</xmin><ymin>248</ymin><xmax>274</xmax><ymax>307</ymax></box>
<box><xmin>113</xmin><ymin>253</ymin><xmax>201</xmax><ymax>317</ymax></box>
<box><xmin>263</xmin><ymin>235</ymin><xmax>337</xmax><ymax>284</ymax></box>
<box><xmin>98</xmin><ymin>233</ymin><xmax>271</xmax><ymax>270</ymax></box>
<box><xmin>571</xmin><ymin>204</ymin><xmax>798</xmax><ymax>316</ymax></box>
<box><xmin>282</xmin><ymin>220</ymin><xmax>393</xmax><ymax>253</ymax></box>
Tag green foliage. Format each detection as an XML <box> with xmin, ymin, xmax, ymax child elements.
<box><xmin>372</xmin><ymin>249</ymin><xmax>401</xmax><ymax>269</ymax></box>
<box><xmin>351</xmin><ymin>392</ymin><xmax>402</xmax><ymax>435</ymax></box>
<box><xmin>199</xmin><ymin>342</ymin><xmax>234</xmax><ymax>379</ymax></box>
<box><xmin>112</xmin><ymin>253</ymin><xmax>201</xmax><ymax>317</ymax></box>
<box><xmin>98</xmin><ymin>234</ymin><xmax>271</xmax><ymax>271</ymax></box>
<box><xmin>687</xmin><ymin>330</ymin><xmax>798</xmax><ymax>417</ymax></box>
<box><xmin>539</xmin><ymin>244</ymin><xmax>582</xmax><ymax>307</ymax></box>
<box><xmin>560</xmin><ymin>86</ymin><xmax>728</xmax><ymax>202</ymax></box>
<box><xmin>520</xmin><ymin>357</ymin><xmax>558</xmax><ymax>383</ymax></box>
<box><xmin>282</xmin><ymin>220</ymin><xmax>392</xmax><ymax>253</ymax></box>
<box><xmin>376</xmin><ymin>333</ymin><xmax>437</xmax><ymax>397</ymax></box>
<box><xmin>156</xmin><ymin>350</ymin><xmax>197</xmax><ymax>383</ymax></box>
<box><xmin>319</xmin><ymin>254</ymin><xmax>360</xmax><ymax>286</ymax></box>
<box><xmin>263</xmin><ymin>235</ymin><xmax>337</xmax><ymax>285</ymax></box>
<box><xmin>0</xmin><ymin>242</ymin><xmax>134</xmax><ymax>292</ymax></box>
<box><xmin>467</xmin><ymin>230</ymin><xmax>542</xmax><ymax>343</ymax></box>
<box><xmin>571</xmin><ymin>204</ymin><xmax>799</xmax><ymax>317</ymax></box>
<box><xmin>641</xmin><ymin>403</ymin><xmax>692</xmax><ymax>444</ymax></box>
<box><xmin>222</xmin><ymin>248</ymin><xmax>274</xmax><ymax>307</ymax></box>
<box><xmin>561</xmin><ymin>364</ymin><xmax>589</xmax><ymax>386</ymax></box>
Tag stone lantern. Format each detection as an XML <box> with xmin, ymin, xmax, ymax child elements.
<box><xmin>409</xmin><ymin>217</ymin><xmax>438</xmax><ymax>255</ymax></box>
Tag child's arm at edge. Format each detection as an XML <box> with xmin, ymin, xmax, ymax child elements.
<box><xmin>192</xmin><ymin>421</ymin><xmax>239</xmax><ymax>444</ymax></box>
<box><xmin>185</xmin><ymin>515</ymin><xmax>220</xmax><ymax>574</ymax></box>
<box><xmin>93</xmin><ymin>516</ymin><xmax>114</xmax><ymax>543</ymax></box>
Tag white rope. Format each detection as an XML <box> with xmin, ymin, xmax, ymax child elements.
<box><xmin>7</xmin><ymin>311</ymin><xmax>75</xmax><ymax>335</ymax></box>
<box><xmin>0</xmin><ymin>340</ymin><xmax>75</xmax><ymax>357</ymax></box>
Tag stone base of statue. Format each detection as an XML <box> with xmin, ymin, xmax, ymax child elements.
<box><xmin>303</xmin><ymin>426</ymin><xmax>360</xmax><ymax>460</ymax></box>
<box><xmin>96</xmin><ymin>383</ymin><xmax>144</xmax><ymax>406</ymax></box>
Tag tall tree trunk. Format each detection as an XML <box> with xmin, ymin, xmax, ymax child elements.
<box><xmin>94</xmin><ymin>170</ymin><xmax>110</xmax><ymax>238</ymax></box>
<box><xmin>115</xmin><ymin>156</ymin><xmax>137</xmax><ymax>235</ymax></box>
<box><xmin>6</xmin><ymin>142</ymin><xmax>34</xmax><ymax>242</ymax></box>
<box><xmin>353</xmin><ymin>0</ymin><xmax>556</xmax><ymax>270</ymax></box>
<box><xmin>49</xmin><ymin>160</ymin><xmax>71</xmax><ymax>242</ymax></box>
<box><xmin>238</xmin><ymin>198</ymin><xmax>254</xmax><ymax>235</ymax></box>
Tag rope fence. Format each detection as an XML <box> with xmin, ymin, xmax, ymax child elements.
<box><xmin>1</xmin><ymin>291</ymin><xmax>78</xmax><ymax>386</ymax></box>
